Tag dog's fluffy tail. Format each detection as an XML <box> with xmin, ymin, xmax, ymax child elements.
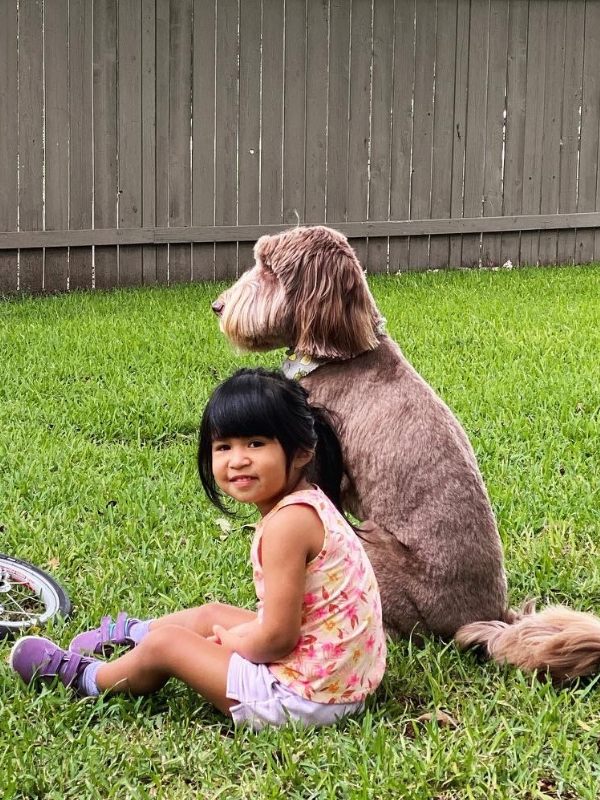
<box><xmin>455</xmin><ymin>600</ymin><xmax>600</xmax><ymax>683</ymax></box>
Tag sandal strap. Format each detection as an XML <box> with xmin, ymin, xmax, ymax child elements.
<box><xmin>112</xmin><ymin>612</ymin><xmax>132</xmax><ymax>642</ymax></box>
<box><xmin>57</xmin><ymin>650</ymin><xmax>86</xmax><ymax>687</ymax></box>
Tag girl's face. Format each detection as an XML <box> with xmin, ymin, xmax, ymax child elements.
<box><xmin>211</xmin><ymin>436</ymin><xmax>313</xmax><ymax>516</ymax></box>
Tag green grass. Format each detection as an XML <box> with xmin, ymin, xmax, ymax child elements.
<box><xmin>1</xmin><ymin>264</ymin><xmax>600</xmax><ymax>799</ymax></box>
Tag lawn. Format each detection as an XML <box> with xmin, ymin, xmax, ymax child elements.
<box><xmin>1</xmin><ymin>263</ymin><xmax>600</xmax><ymax>799</ymax></box>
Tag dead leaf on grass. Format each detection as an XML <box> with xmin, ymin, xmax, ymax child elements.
<box><xmin>415</xmin><ymin>710</ymin><xmax>459</xmax><ymax>729</ymax></box>
<box><xmin>45</xmin><ymin>557</ymin><xmax>60</xmax><ymax>571</ymax></box>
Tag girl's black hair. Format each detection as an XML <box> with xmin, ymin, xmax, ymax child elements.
<box><xmin>198</xmin><ymin>367</ymin><xmax>345</xmax><ymax>515</ymax></box>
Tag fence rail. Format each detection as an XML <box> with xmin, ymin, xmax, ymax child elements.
<box><xmin>1</xmin><ymin>0</ymin><xmax>600</xmax><ymax>295</ymax></box>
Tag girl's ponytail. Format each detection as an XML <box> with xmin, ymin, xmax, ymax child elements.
<box><xmin>309</xmin><ymin>406</ymin><xmax>345</xmax><ymax>514</ymax></box>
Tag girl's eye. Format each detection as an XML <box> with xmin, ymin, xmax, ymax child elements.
<box><xmin>213</xmin><ymin>443</ymin><xmax>230</xmax><ymax>452</ymax></box>
<box><xmin>248</xmin><ymin>440</ymin><xmax>265</xmax><ymax>448</ymax></box>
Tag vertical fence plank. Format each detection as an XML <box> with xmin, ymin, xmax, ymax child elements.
<box><xmin>557</xmin><ymin>0</ymin><xmax>584</xmax><ymax>266</ymax></box>
<box><xmin>520</xmin><ymin>0</ymin><xmax>548</xmax><ymax>266</ymax></box>
<box><xmin>408</xmin><ymin>0</ymin><xmax>436</xmax><ymax>270</ymax></box>
<box><xmin>538</xmin><ymin>0</ymin><xmax>566</xmax><ymax>265</ymax></box>
<box><xmin>449</xmin><ymin>0</ymin><xmax>470</xmax><ymax>268</ymax></box>
<box><xmin>462</xmin><ymin>0</ymin><xmax>490</xmax><ymax>267</ymax></box>
<box><xmin>429</xmin><ymin>0</ymin><xmax>458</xmax><ymax>270</ymax></box>
<box><xmin>282</xmin><ymin>0</ymin><xmax>307</xmax><ymax>238</ymax></box>
<box><xmin>577</xmin><ymin>0</ymin><xmax>600</xmax><ymax>264</ymax></box>
<box><xmin>261</xmin><ymin>0</ymin><xmax>285</xmax><ymax>230</ymax></box>
<box><xmin>238</xmin><ymin>0</ymin><xmax>261</xmax><ymax>274</ymax></box>
<box><xmin>347</xmin><ymin>0</ymin><xmax>373</xmax><ymax>268</ymax></box>
<box><xmin>367</xmin><ymin>0</ymin><xmax>394</xmax><ymax>273</ymax></box>
<box><xmin>390</xmin><ymin>0</ymin><xmax>416</xmax><ymax>272</ymax></box>
<box><xmin>93</xmin><ymin>0</ymin><xmax>118</xmax><ymax>290</ymax></box>
<box><xmin>69</xmin><ymin>0</ymin><xmax>94</xmax><ymax>289</ymax></box>
<box><xmin>118</xmin><ymin>0</ymin><xmax>143</xmax><ymax>286</ymax></box>
<box><xmin>169</xmin><ymin>0</ymin><xmax>193</xmax><ymax>283</ymax></box>
<box><xmin>155</xmin><ymin>0</ymin><xmax>170</xmax><ymax>282</ymax></box>
<box><xmin>45</xmin><ymin>0</ymin><xmax>69</xmax><ymax>292</ymax></box>
<box><xmin>594</xmin><ymin>5</ymin><xmax>600</xmax><ymax>262</ymax></box>
<box><xmin>305</xmin><ymin>0</ymin><xmax>329</xmax><ymax>222</ymax></box>
<box><xmin>192</xmin><ymin>0</ymin><xmax>216</xmax><ymax>281</ymax></box>
<box><xmin>481</xmin><ymin>0</ymin><xmax>509</xmax><ymax>267</ymax></box>
<box><xmin>326</xmin><ymin>0</ymin><xmax>350</xmax><ymax>226</ymax></box>
<box><xmin>141</xmin><ymin>0</ymin><xmax>157</xmax><ymax>285</ymax></box>
<box><xmin>19</xmin><ymin>0</ymin><xmax>44</xmax><ymax>292</ymax></box>
<box><xmin>0</xmin><ymin>1</ymin><xmax>18</xmax><ymax>294</ymax></box>
<box><xmin>501</xmin><ymin>0</ymin><xmax>528</xmax><ymax>266</ymax></box>
<box><xmin>215</xmin><ymin>0</ymin><xmax>239</xmax><ymax>280</ymax></box>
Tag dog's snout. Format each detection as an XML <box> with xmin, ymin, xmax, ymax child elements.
<box><xmin>212</xmin><ymin>300</ymin><xmax>224</xmax><ymax>316</ymax></box>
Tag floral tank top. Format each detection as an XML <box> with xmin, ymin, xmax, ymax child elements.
<box><xmin>251</xmin><ymin>486</ymin><xmax>387</xmax><ymax>704</ymax></box>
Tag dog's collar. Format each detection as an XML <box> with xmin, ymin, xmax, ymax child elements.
<box><xmin>281</xmin><ymin>350</ymin><xmax>328</xmax><ymax>380</ymax></box>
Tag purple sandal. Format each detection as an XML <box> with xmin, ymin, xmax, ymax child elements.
<box><xmin>69</xmin><ymin>612</ymin><xmax>140</xmax><ymax>656</ymax></box>
<box><xmin>11</xmin><ymin>635</ymin><xmax>99</xmax><ymax>694</ymax></box>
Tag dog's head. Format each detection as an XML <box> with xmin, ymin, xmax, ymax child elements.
<box><xmin>212</xmin><ymin>226</ymin><xmax>384</xmax><ymax>359</ymax></box>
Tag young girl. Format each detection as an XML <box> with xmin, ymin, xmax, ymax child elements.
<box><xmin>11</xmin><ymin>368</ymin><xmax>386</xmax><ymax>730</ymax></box>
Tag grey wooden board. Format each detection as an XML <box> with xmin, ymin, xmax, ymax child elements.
<box><xmin>449</xmin><ymin>0</ymin><xmax>470</xmax><ymax>268</ymax></box>
<box><xmin>141</xmin><ymin>0</ymin><xmax>157</xmax><ymax>285</ymax></box>
<box><xmin>118</xmin><ymin>0</ymin><xmax>143</xmax><ymax>287</ymax></box>
<box><xmin>238</xmin><ymin>0</ymin><xmax>262</xmax><ymax>274</ymax></box>
<box><xmin>44</xmin><ymin>0</ymin><xmax>69</xmax><ymax>292</ymax></box>
<box><xmin>481</xmin><ymin>0</ymin><xmax>509</xmax><ymax>268</ymax></box>
<box><xmin>368</xmin><ymin>0</ymin><xmax>395</xmax><ymax>273</ymax></box>
<box><xmin>462</xmin><ymin>0</ymin><xmax>489</xmax><ymax>267</ymax></box>
<box><xmin>390</xmin><ymin>0</ymin><xmax>417</xmax><ymax>272</ymax></box>
<box><xmin>326</xmin><ymin>0</ymin><xmax>350</xmax><ymax>223</ymax></box>
<box><xmin>429</xmin><ymin>0</ymin><xmax>458</xmax><ymax>270</ymax></box>
<box><xmin>557</xmin><ymin>0</ymin><xmax>585</xmax><ymax>265</ymax></box>
<box><xmin>93</xmin><ymin>0</ymin><xmax>118</xmax><ymax>290</ymax></box>
<box><xmin>408</xmin><ymin>0</ymin><xmax>436</xmax><ymax>271</ymax></box>
<box><xmin>69</xmin><ymin>0</ymin><xmax>94</xmax><ymax>289</ymax></box>
<box><xmin>577</xmin><ymin>0</ymin><xmax>600</xmax><ymax>262</ymax></box>
<box><xmin>192</xmin><ymin>0</ymin><xmax>216</xmax><ymax>281</ymax></box>
<box><xmin>0</xmin><ymin>0</ymin><xmax>18</xmax><ymax>293</ymax></box>
<box><xmin>347</xmin><ymin>0</ymin><xmax>373</xmax><ymax>269</ymax></box>
<box><xmin>501</xmin><ymin>0</ymin><xmax>529</xmax><ymax>266</ymax></box>
<box><xmin>283</xmin><ymin>0</ymin><xmax>307</xmax><ymax>230</ymax></box>
<box><xmin>261</xmin><ymin>0</ymin><xmax>285</xmax><ymax>226</ymax></box>
<box><xmin>538</xmin><ymin>0</ymin><xmax>567</xmax><ymax>266</ymax></box>
<box><xmin>155</xmin><ymin>0</ymin><xmax>171</xmax><ymax>283</ymax></box>
<box><xmin>521</xmin><ymin>0</ymin><xmax>548</xmax><ymax>265</ymax></box>
<box><xmin>214</xmin><ymin>0</ymin><xmax>239</xmax><ymax>280</ymax></box>
<box><xmin>4</xmin><ymin>213</ymin><xmax>600</xmax><ymax>250</ymax></box>
<box><xmin>168</xmin><ymin>0</ymin><xmax>193</xmax><ymax>283</ymax></box>
<box><xmin>305</xmin><ymin>0</ymin><xmax>328</xmax><ymax>222</ymax></box>
<box><xmin>18</xmin><ymin>0</ymin><xmax>44</xmax><ymax>292</ymax></box>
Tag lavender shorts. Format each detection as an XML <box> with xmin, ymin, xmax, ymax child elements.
<box><xmin>226</xmin><ymin>652</ymin><xmax>364</xmax><ymax>731</ymax></box>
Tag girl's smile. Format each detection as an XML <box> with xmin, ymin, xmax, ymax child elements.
<box><xmin>212</xmin><ymin>436</ymin><xmax>312</xmax><ymax>516</ymax></box>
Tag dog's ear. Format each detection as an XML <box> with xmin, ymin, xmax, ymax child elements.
<box><xmin>268</xmin><ymin>227</ymin><xmax>382</xmax><ymax>360</ymax></box>
<box><xmin>253</xmin><ymin>234</ymin><xmax>274</xmax><ymax>270</ymax></box>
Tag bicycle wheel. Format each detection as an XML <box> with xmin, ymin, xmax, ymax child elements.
<box><xmin>0</xmin><ymin>554</ymin><xmax>72</xmax><ymax>640</ymax></box>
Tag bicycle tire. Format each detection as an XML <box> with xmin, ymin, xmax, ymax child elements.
<box><xmin>0</xmin><ymin>554</ymin><xmax>72</xmax><ymax>640</ymax></box>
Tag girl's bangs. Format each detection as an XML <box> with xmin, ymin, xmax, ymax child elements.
<box><xmin>206</xmin><ymin>387</ymin><xmax>280</xmax><ymax>441</ymax></box>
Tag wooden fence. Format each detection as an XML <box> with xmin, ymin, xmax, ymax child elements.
<box><xmin>1</xmin><ymin>0</ymin><xmax>600</xmax><ymax>294</ymax></box>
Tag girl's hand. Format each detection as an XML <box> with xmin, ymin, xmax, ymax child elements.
<box><xmin>211</xmin><ymin>624</ymin><xmax>243</xmax><ymax>650</ymax></box>
<box><xmin>210</xmin><ymin>621</ymin><xmax>256</xmax><ymax>645</ymax></box>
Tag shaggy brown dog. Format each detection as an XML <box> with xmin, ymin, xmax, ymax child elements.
<box><xmin>212</xmin><ymin>225</ymin><xmax>600</xmax><ymax>681</ymax></box>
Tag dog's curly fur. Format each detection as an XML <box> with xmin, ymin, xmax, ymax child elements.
<box><xmin>212</xmin><ymin>225</ymin><xmax>600</xmax><ymax>681</ymax></box>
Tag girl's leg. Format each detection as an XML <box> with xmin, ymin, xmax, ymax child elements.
<box><xmin>96</xmin><ymin>624</ymin><xmax>236</xmax><ymax>715</ymax></box>
<box><xmin>70</xmin><ymin>604</ymin><xmax>258</xmax><ymax>656</ymax></box>
<box><xmin>149</xmin><ymin>602</ymin><xmax>256</xmax><ymax>638</ymax></box>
